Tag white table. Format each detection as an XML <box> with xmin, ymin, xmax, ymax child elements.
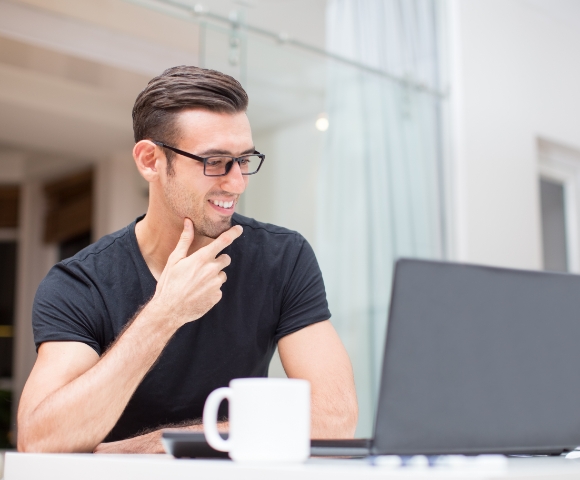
<box><xmin>5</xmin><ymin>453</ymin><xmax>580</xmax><ymax>480</ymax></box>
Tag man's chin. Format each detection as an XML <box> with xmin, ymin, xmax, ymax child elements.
<box><xmin>195</xmin><ymin>217</ymin><xmax>232</xmax><ymax>239</ymax></box>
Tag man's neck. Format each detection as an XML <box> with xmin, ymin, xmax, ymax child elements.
<box><xmin>135</xmin><ymin>207</ymin><xmax>212</xmax><ymax>281</ymax></box>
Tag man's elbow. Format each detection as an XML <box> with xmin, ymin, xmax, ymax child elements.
<box><xmin>339</xmin><ymin>397</ymin><xmax>359</xmax><ymax>437</ymax></box>
<box><xmin>17</xmin><ymin>438</ymin><xmax>41</xmax><ymax>453</ymax></box>
<box><xmin>330</xmin><ymin>386</ymin><xmax>359</xmax><ymax>437</ymax></box>
<box><xmin>17</xmin><ymin>422</ymin><xmax>89</xmax><ymax>453</ymax></box>
<box><xmin>17</xmin><ymin>425</ymin><xmax>44</xmax><ymax>453</ymax></box>
<box><xmin>18</xmin><ymin>436</ymin><xmax>88</xmax><ymax>454</ymax></box>
<box><xmin>314</xmin><ymin>395</ymin><xmax>358</xmax><ymax>438</ymax></box>
<box><xmin>17</xmin><ymin>424</ymin><xmax>53</xmax><ymax>453</ymax></box>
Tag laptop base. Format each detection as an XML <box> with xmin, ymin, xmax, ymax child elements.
<box><xmin>310</xmin><ymin>439</ymin><xmax>372</xmax><ymax>457</ymax></box>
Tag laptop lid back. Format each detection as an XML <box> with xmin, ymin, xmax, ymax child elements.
<box><xmin>372</xmin><ymin>259</ymin><xmax>580</xmax><ymax>455</ymax></box>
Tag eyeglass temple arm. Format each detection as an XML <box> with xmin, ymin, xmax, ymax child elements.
<box><xmin>153</xmin><ymin>141</ymin><xmax>263</xmax><ymax>162</ymax></box>
<box><xmin>152</xmin><ymin>141</ymin><xmax>205</xmax><ymax>162</ymax></box>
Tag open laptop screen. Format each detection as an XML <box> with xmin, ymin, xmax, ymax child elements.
<box><xmin>373</xmin><ymin>259</ymin><xmax>580</xmax><ymax>455</ymax></box>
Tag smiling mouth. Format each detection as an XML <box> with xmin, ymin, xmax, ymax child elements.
<box><xmin>209</xmin><ymin>199</ymin><xmax>235</xmax><ymax>210</ymax></box>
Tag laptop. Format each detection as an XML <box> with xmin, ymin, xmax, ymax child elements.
<box><xmin>165</xmin><ymin>259</ymin><xmax>580</xmax><ymax>458</ymax></box>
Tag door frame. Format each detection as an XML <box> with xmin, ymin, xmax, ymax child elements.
<box><xmin>538</xmin><ymin>139</ymin><xmax>580</xmax><ymax>273</ymax></box>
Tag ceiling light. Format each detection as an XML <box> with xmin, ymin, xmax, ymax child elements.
<box><xmin>316</xmin><ymin>114</ymin><xmax>329</xmax><ymax>132</ymax></box>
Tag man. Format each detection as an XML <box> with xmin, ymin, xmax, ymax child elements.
<box><xmin>17</xmin><ymin>66</ymin><xmax>358</xmax><ymax>454</ymax></box>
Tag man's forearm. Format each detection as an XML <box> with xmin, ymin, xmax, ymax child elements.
<box><xmin>19</xmin><ymin>300</ymin><xmax>178</xmax><ymax>453</ymax></box>
<box><xmin>311</xmin><ymin>396</ymin><xmax>358</xmax><ymax>439</ymax></box>
<box><xmin>94</xmin><ymin>421</ymin><xmax>229</xmax><ymax>454</ymax></box>
<box><xmin>94</xmin><ymin>429</ymin><xmax>169</xmax><ymax>454</ymax></box>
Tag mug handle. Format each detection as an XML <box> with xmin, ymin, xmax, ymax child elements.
<box><xmin>203</xmin><ymin>387</ymin><xmax>232</xmax><ymax>452</ymax></box>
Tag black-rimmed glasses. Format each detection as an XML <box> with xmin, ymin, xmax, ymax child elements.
<box><xmin>153</xmin><ymin>141</ymin><xmax>265</xmax><ymax>177</ymax></box>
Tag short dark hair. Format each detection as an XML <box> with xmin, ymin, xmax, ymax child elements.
<box><xmin>132</xmin><ymin>66</ymin><xmax>249</xmax><ymax>170</ymax></box>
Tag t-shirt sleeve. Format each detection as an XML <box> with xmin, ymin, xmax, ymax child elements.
<box><xmin>33</xmin><ymin>263</ymin><xmax>103</xmax><ymax>355</ymax></box>
<box><xmin>274</xmin><ymin>237</ymin><xmax>331</xmax><ymax>341</ymax></box>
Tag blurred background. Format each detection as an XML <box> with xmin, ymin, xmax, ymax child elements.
<box><xmin>0</xmin><ymin>0</ymin><xmax>579</xmax><ymax>447</ymax></box>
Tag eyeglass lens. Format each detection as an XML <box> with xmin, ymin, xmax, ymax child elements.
<box><xmin>205</xmin><ymin>155</ymin><xmax>262</xmax><ymax>176</ymax></box>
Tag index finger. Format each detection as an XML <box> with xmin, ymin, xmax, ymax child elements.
<box><xmin>202</xmin><ymin>225</ymin><xmax>243</xmax><ymax>258</ymax></box>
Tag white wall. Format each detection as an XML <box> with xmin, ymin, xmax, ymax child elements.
<box><xmin>450</xmin><ymin>0</ymin><xmax>580</xmax><ymax>269</ymax></box>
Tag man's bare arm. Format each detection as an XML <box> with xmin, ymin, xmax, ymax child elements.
<box><xmin>17</xmin><ymin>220</ymin><xmax>242</xmax><ymax>453</ymax></box>
<box><xmin>278</xmin><ymin>320</ymin><xmax>358</xmax><ymax>438</ymax></box>
<box><xmin>18</xmin><ymin>308</ymin><xmax>177</xmax><ymax>453</ymax></box>
<box><xmin>93</xmin><ymin>421</ymin><xmax>229</xmax><ymax>454</ymax></box>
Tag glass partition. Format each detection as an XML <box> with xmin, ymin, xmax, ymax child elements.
<box><xmin>126</xmin><ymin>0</ymin><xmax>448</xmax><ymax>436</ymax></box>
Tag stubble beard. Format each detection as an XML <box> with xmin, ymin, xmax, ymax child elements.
<box><xmin>164</xmin><ymin>175</ymin><xmax>232</xmax><ymax>239</ymax></box>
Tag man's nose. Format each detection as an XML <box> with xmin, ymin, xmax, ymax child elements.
<box><xmin>221</xmin><ymin>161</ymin><xmax>247</xmax><ymax>193</ymax></box>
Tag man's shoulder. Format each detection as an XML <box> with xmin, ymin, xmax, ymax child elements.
<box><xmin>232</xmin><ymin>213</ymin><xmax>304</xmax><ymax>241</ymax></box>
<box><xmin>230</xmin><ymin>214</ymin><xmax>313</xmax><ymax>273</ymax></box>
<box><xmin>58</xmin><ymin>221</ymin><xmax>138</xmax><ymax>278</ymax></box>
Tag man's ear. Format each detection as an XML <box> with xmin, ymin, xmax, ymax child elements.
<box><xmin>133</xmin><ymin>140</ymin><xmax>162</xmax><ymax>182</ymax></box>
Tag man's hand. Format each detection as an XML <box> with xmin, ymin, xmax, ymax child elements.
<box><xmin>153</xmin><ymin>218</ymin><xmax>243</xmax><ymax>327</ymax></box>
<box><xmin>93</xmin><ymin>422</ymin><xmax>229</xmax><ymax>454</ymax></box>
<box><xmin>93</xmin><ymin>430</ymin><xmax>167</xmax><ymax>454</ymax></box>
<box><xmin>17</xmin><ymin>219</ymin><xmax>242</xmax><ymax>453</ymax></box>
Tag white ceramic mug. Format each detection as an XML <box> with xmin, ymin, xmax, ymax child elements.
<box><xmin>203</xmin><ymin>378</ymin><xmax>310</xmax><ymax>463</ymax></box>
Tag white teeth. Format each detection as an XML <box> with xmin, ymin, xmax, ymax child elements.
<box><xmin>211</xmin><ymin>200</ymin><xmax>234</xmax><ymax>208</ymax></box>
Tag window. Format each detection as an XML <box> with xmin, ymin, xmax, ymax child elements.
<box><xmin>0</xmin><ymin>185</ymin><xmax>19</xmax><ymax>448</ymax></box>
<box><xmin>43</xmin><ymin>169</ymin><xmax>93</xmax><ymax>261</ymax></box>
<box><xmin>540</xmin><ymin>178</ymin><xmax>568</xmax><ymax>272</ymax></box>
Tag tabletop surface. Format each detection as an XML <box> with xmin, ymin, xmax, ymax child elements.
<box><xmin>5</xmin><ymin>452</ymin><xmax>580</xmax><ymax>480</ymax></box>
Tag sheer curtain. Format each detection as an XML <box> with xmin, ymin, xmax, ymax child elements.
<box><xmin>316</xmin><ymin>0</ymin><xmax>445</xmax><ymax>436</ymax></box>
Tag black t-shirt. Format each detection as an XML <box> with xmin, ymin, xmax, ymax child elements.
<box><xmin>32</xmin><ymin>213</ymin><xmax>330</xmax><ymax>442</ymax></box>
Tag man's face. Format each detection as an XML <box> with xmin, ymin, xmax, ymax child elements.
<box><xmin>160</xmin><ymin>109</ymin><xmax>253</xmax><ymax>239</ymax></box>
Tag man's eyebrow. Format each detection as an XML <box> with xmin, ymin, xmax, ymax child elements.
<box><xmin>198</xmin><ymin>146</ymin><xmax>256</xmax><ymax>156</ymax></box>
